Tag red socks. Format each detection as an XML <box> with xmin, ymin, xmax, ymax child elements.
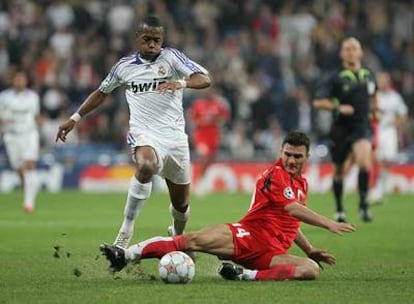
<box><xmin>141</xmin><ymin>235</ymin><xmax>186</xmax><ymax>259</ymax></box>
<box><xmin>255</xmin><ymin>264</ymin><xmax>296</xmax><ymax>280</ymax></box>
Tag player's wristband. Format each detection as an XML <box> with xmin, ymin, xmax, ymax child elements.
<box><xmin>177</xmin><ymin>80</ymin><xmax>187</xmax><ymax>88</ymax></box>
<box><xmin>70</xmin><ymin>112</ymin><xmax>82</xmax><ymax>123</ymax></box>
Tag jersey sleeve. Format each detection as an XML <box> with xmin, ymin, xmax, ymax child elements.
<box><xmin>266</xmin><ymin>170</ymin><xmax>298</xmax><ymax>207</ymax></box>
<box><xmin>166</xmin><ymin>48</ymin><xmax>209</xmax><ymax>78</ymax></box>
<box><xmin>98</xmin><ymin>60</ymin><xmax>124</xmax><ymax>93</ymax></box>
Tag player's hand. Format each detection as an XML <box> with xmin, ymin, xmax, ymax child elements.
<box><xmin>307</xmin><ymin>248</ymin><xmax>336</xmax><ymax>267</ymax></box>
<box><xmin>328</xmin><ymin>221</ymin><xmax>356</xmax><ymax>235</ymax></box>
<box><xmin>157</xmin><ymin>81</ymin><xmax>183</xmax><ymax>94</ymax></box>
<box><xmin>339</xmin><ymin>104</ymin><xmax>355</xmax><ymax>115</ymax></box>
<box><xmin>55</xmin><ymin>119</ymin><xmax>76</xmax><ymax>142</ymax></box>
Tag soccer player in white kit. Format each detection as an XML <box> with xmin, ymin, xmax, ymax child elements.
<box><xmin>0</xmin><ymin>71</ymin><xmax>40</xmax><ymax>213</ymax></box>
<box><xmin>56</xmin><ymin>15</ymin><xmax>211</xmax><ymax>249</ymax></box>
<box><xmin>369</xmin><ymin>72</ymin><xmax>408</xmax><ymax>204</ymax></box>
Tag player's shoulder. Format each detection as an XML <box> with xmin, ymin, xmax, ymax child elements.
<box><xmin>270</xmin><ymin>162</ymin><xmax>289</xmax><ymax>181</ymax></box>
<box><xmin>0</xmin><ymin>88</ymin><xmax>13</xmax><ymax>95</ymax></box>
<box><xmin>161</xmin><ymin>47</ymin><xmax>188</xmax><ymax>62</ymax></box>
<box><xmin>360</xmin><ymin>66</ymin><xmax>375</xmax><ymax>74</ymax></box>
<box><xmin>317</xmin><ymin>69</ymin><xmax>339</xmax><ymax>86</ymax></box>
<box><xmin>25</xmin><ymin>88</ymin><xmax>39</xmax><ymax>95</ymax></box>
<box><xmin>112</xmin><ymin>53</ymin><xmax>137</xmax><ymax>69</ymax></box>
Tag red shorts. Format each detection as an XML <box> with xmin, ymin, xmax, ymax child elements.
<box><xmin>226</xmin><ymin>223</ymin><xmax>287</xmax><ymax>270</ymax></box>
<box><xmin>193</xmin><ymin>131</ymin><xmax>219</xmax><ymax>156</ymax></box>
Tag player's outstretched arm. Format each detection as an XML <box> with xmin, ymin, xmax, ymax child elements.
<box><xmin>55</xmin><ymin>90</ymin><xmax>106</xmax><ymax>142</ymax></box>
<box><xmin>157</xmin><ymin>73</ymin><xmax>211</xmax><ymax>93</ymax></box>
<box><xmin>313</xmin><ymin>98</ymin><xmax>355</xmax><ymax>116</ymax></box>
<box><xmin>294</xmin><ymin>229</ymin><xmax>337</xmax><ymax>267</ymax></box>
<box><xmin>185</xmin><ymin>72</ymin><xmax>211</xmax><ymax>89</ymax></box>
<box><xmin>285</xmin><ymin>202</ymin><xmax>356</xmax><ymax>235</ymax></box>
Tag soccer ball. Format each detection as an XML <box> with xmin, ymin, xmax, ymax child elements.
<box><xmin>158</xmin><ymin>251</ymin><xmax>195</xmax><ymax>284</ymax></box>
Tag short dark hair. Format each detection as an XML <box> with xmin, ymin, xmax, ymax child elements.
<box><xmin>282</xmin><ymin>131</ymin><xmax>310</xmax><ymax>153</ymax></box>
<box><xmin>138</xmin><ymin>15</ymin><xmax>164</xmax><ymax>30</ymax></box>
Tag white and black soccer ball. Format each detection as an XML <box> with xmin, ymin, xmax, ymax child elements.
<box><xmin>158</xmin><ymin>251</ymin><xmax>195</xmax><ymax>284</ymax></box>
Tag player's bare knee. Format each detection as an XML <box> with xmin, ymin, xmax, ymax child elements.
<box><xmin>296</xmin><ymin>259</ymin><xmax>319</xmax><ymax>280</ymax></box>
<box><xmin>171</xmin><ymin>200</ymin><xmax>189</xmax><ymax>213</ymax></box>
<box><xmin>135</xmin><ymin>160</ymin><xmax>157</xmax><ymax>183</ymax></box>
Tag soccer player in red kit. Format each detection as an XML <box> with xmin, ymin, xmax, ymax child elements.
<box><xmin>188</xmin><ymin>87</ymin><xmax>230</xmax><ymax>194</ymax></box>
<box><xmin>100</xmin><ymin>131</ymin><xmax>356</xmax><ymax>281</ymax></box>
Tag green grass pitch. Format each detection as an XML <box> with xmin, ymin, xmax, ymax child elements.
<box><xmin>0</xmin><ymin>190</ymin><xmax>413</xmax><ymax>303</ymax></box>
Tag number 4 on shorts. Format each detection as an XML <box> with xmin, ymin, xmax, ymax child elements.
<box><xmin>232</xmin><ymin>223</ymin><xmax>251</xmax><ymax>238</ymax></box>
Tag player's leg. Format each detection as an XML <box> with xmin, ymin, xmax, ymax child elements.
<box><xmin>114</xmin><ymin>145</ymin><xmax>156</xmax><ymax>248</ymax></box>
<box><xmin>22</xmin><ymin>160</ymin><xmax>38</xmax><ymax>213</ymax></box>
<box><xmin>372</xmin><ymin>129</ymin><xmax>397</xmax><ymax>203</ymax></box>
<box><xmin>163</xmin><ymin>141</ymin><xmax>192</xmax><ymax>236</ymax></box>
<box><xmin>332</xmin><ymin>162</ymin><xmax>346</xmax><ymax>222</ymax></box>
<box><xmin>194</xmin><ymin>140</ymin><xmax>216</xmax><ymax>196</ymax></box>
<box><xmin>260</xmin><ymin>254</ymin><xmax>319</xmax><ymax>280</ymax></box>
<box><xmin>219</xmin><ymin>254</ymin><xmax>319</xmax><ymax>281</ymax></box>
<box><xmin>6</xmin><ymin>133</ymin><xmax>39</xmax><ymax>213</ymax></box>
<box><xmin>131</xmin><ymin>224</ymin><xmax>233</xmax><ymax>259</ymax></box>
<box><xmin>166</xmin><ymin>180</ymin><xmax>190</xmax><ymax>236</ymax></box>
<box><xmin>352</xmin><ymin>138</ymin><xmax>373</xmax><ymax>221</ymax></box>
<box><xmin>101</xmin><ymin>224</ymin><xmax>234</xmax><ymax>271</ymax></box>
<box><xmin>330</xmin><ymin>140</ymin><xmax>349</xmax><ymax>222</ymax></box>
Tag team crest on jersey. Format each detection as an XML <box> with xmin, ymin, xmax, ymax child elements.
<box><xmin>158</xmin><ymin>65</ymin><xmax>166</xmax><ymax>75</ymax></box>
<box><xmin>283</xmin><ymin>187</ymin><xmax>295</xmax><ymax>199</ymax></box>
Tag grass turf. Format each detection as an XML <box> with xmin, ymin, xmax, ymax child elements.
<box><xmin>0</xmin><ymin>190</ymin><xmax>413</xmax><ymax>304</ymax></box>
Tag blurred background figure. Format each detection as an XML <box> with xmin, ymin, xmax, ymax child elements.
<box><xmin>227</xmin><ymin>120</ymin><xmax>255</xmax><ymax>160</ymax></box>
<box><xmin>0</xmin><ymin>71</ymin><xmax>41</xmax><ymax>213</ymax></box>
<box><xmin>313</xmin><ymin>37</ymin><xmax>377</xmax><ymax>222</ymax></box>
<box><xmin>188</xmin><ymin>86</ymin><xmax>230</xmax><ymax>195</ymax></box>
<box><xmin>369</xmin><ymin>72</ymin><xmax>408</xmax><ymax>204</ymax></box>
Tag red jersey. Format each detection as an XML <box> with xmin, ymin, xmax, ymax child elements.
<box><xmin>189</xmin><ymin>97</ymin><xmax>230</xmax><ymax>136</ymax></box>
<box><xmin>189</xmin><ymin>96</ymin><xmax>230</xmax><ymax>155</ymax></box>
<box><xmin>240</xmin><ymin>159</ymin><xmax>308</xmax><ymax>251</ymax></box>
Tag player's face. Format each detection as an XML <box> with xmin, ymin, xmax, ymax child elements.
<box><xmin>13</xmin><ymin>73</ymin><xmax>28</xmax><ymax>91</ymax></box>
<box><xmin>376</xmin><ymin>72</ymin><xmax>390</xmax><ymax>91</ymax></box>
<box><xmin>136</xmin><ymin>25</ymin><xmax>164</xmax><ymax>60</ymax></box>
<box><xmin>340</xmin><ymin>39</ymin><xmax>363</xmax><ymax>66</ymax></box>
<box><xmin>280</xmin><ymin>143</ymin><xmax>309</xmax><ymax>176</ymax></box>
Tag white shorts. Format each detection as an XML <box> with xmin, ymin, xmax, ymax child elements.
<box><xmin>3</xmin><ymin>130</ymin><xmax>39</xmax><ymax>170</ymax></box>
<box><xmin>376</xmin><ymin>127</ymin><xmax>398</xmax><ymax>162</ymax></box>
<box><xmin>127</xmin><ymin>131</ymin><xmax>191</xmax><ymax>184</ymax></box>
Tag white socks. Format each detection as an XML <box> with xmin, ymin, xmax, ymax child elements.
<box><xmin>377</xmin><ymin>170</ymin><xmax>390</xmax><ymax>196</ymax></box>
<box><xmin>115</xmin><ymin>177</ymin><xmax>152</xmax><ymax>245</ymax></box>
<box><xmin>242</xmin><ymin>269</ymin><xmax>257</xmax><ymax>280</ymax></box>
<box><xmin>169</xmin><ymin>203</ymin><xmax>190</xmax><ymax>235</ymax></box>
<box><xmin>23</xmin><ymin>170</ymin><xmax>38</xmax><ymax>209</ymax></box>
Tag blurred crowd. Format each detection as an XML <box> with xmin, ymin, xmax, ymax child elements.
<box><xmin>0</xmin><ymin>0</ymin><xmax>413</xmax><ymax>161</ymax></box>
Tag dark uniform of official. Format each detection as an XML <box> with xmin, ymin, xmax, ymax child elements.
<box><xmin>315</xmin><ymin>68</ymin><xmax>377</xmax><ymax>165</ymax></box>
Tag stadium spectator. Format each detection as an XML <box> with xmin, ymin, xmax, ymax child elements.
<box><xmin>0</xmin><ymin>71</ymin><xmax>41</xmax><ymax>213</ymax></box>
<box><xmin>100</xmin><ymin>131</ymin><xmax>356</xmax><ymax>280</ymax></box>
<box><xmin>188</xmin><ymin>86</ymin><xmax>230</xmax><ymax>195</ymax></box>
<box><xmin>227</xmin><ymin>120</ymin><xmax>255</xmax><ymax>160</ymax></box>
<box><xmin>55</xmin><ymin>15</ymin><xmax>211</xmax><ymax>249</ymax></box>
<box><xmin>0</xmin><ymin>0</ymin><xmax>411</xmax><ymax>170</ymax></box>
<box><xmin>313</xmin><ymin>37</ymin><xmax>378</xmax><ymax>222</ymax></box>
<box><xmin>369</xmin><ymin>71</ymin><xmax>408</xmax><ymax>204</ymax></box>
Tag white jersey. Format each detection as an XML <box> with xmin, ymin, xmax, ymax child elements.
<box><xmin>99</xmin><ymin>47</ymin><xmax>209</xmax><ymax>139</ymax></box>
<box><xmin>376</xmin><ymin>89</ymin><xmax>408</xmax><ymax>161</ymax></box>
<box><xmin>377</xmin><ymin>89</ymin><xmax>407</xmax><ymax>131</ymax></box>
<box><xmin>0</xmin><ymin>88</ymin><xmax>40</xmax><ymax>134</ymax></box>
